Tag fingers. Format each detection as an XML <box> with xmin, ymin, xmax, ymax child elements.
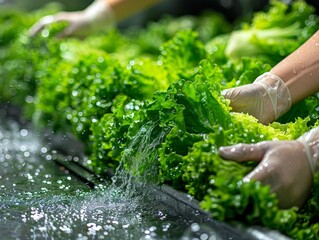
<box><xmin>243</xmin><ymin>142</ymin><xmax>313</xmax><ymax>208</ymax></box>
<box><xmin>221</xmin><ymin>87</ymin><xmax>242</xmax><ymax>102</ymax></box>
<box><xmin>221</xmin><ymin>84</ymin><xmax>276</xmax><ymax>125</ymax></box>
<box><xmin>56</xmin><ymin>25</ymin><xmax>88</xmax><ymax>39</ymax></box>
<box><xmin>222</xmin><ymin>85</ymin><xmax>258</xmax><ymax>103</ymax></box>
<box><xmin>53</xmin><ymin>12</ymin><xmax>77</xmax><ymax>38</ymax></box>
<box><xmin>243</xmin><ymin>161</ymin><xmax>271</xmax><ymax>183</ymax></box>
<box><xmin>56</xmin><ymin>25</ymin><xmax>73</xmax><ymax>39</ymax></box>
<box><xmin>28</xmin><ymin>15</ymin><xmax>55</xmax><ymax>37</ymax></box>
<box><xmin>28</xmin><ymin>13</ymin><xmax>69</xmax><ymax>37</ymax></box>
<box><xmin>218</xmin><ymin>141</ymin><xmax>272</xmax><ymax>163</ymax></box>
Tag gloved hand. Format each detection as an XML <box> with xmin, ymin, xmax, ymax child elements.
<box><xmin>222</xmin><ymin>72</ymin><xmax>291</xmax><ymax>124</ymax></box>
<box><xmin>28</xmin><ymin>0</ymin><xmax>115</xmax><ymax>38</ymax></box>
<box><xmin>218</xmin><ymin>126</ymin><xmax>319</xmax><ymax>209</ymax></box>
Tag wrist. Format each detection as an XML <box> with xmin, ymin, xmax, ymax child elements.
<box><xmin>298</xmin><ymin>127</ymin><xmax>319</xmax><ymax>175</ymax></box>
<box><xmin>253</xmin><ymin>72</ymin><xmax>291</xmax><ymax>121</ymax></box>
<box><xmin>84</xmin><ymin>0</ymin><xmax>115</xmax><ymax>31</ymax></box>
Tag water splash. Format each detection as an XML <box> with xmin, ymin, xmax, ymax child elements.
<box><xmin>111</xmin><ymin>120</ymin><xmax>169</xmax><ymax>199</ymax></box>
<box><xmin>0</xmin><ymin>117</ymin><xmax>195</xmax><ymax>239</ymax></box>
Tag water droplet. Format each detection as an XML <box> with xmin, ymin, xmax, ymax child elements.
<box><xmin>41</xmin><ymin>147</ymin><xmax>47</xmax><ymax>154</ymax></box>
<box><xmin>191</xmin><ymin>223</ymin><xmax>200</xmax><ymax>232</ymax></box>
<box><xmin>41</xmin><ymin>29</ymin><xmax>49</xmax><ymax>38</ymax></box>
<box><xmin>243</xmin><ymin>177</ymin><xmax>250</xmax><ymax>183</ymax></box>
<box><xmin>72</xmin><ymin>90</ymin><xmax>78</xmax><ymax>97</ymax></box>
<box><xmin>97</xmin><ymin>56</ymin><xmax>104</xmax><ymax>63</ymax></box>
<box><xmin>25</xmin><ymin>96</ymin><xmax>34</xmax><ymax>103</ymax></box>
<box><xmin>20</xmin><ymin>145</ymin><xmax>27</xmax><ymax>152</ymax></box>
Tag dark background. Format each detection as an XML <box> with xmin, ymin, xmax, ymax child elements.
<box><xmin>2</xmin><ymin>0</ymin><xmax>319</xmax><ymax>27</ymax></box>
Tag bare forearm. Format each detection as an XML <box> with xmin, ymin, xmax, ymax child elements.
<box><xmin>271</xmin><ymin>30</ymin><xmax>319</xmax><ymax>105</ymax></box>
<box><xmin>105</xmin><ymin>0</ymin><xmax>163</xmax><ymax>22</ymax></box>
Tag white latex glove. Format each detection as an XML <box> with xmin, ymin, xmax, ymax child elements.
<box><xmin>218</xmin><ymin>126</ymin><xmax>319</xmax><ymax>209</ymax></box>
<box><xmin>222</xmin><ymin>72</ymin><xmax>291</xmax><ymax>124</ymax></box>
<box><xmin>28</xmin><ymin>0</ymin><xmax>115</xmax><ymax>38</ymax></box>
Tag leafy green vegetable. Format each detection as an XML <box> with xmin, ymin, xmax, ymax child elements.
<box><xmin>1</xmin><ymin>1</ymin><xmax>319</xmax><ymax>239</ymax></box>
<box><xmin>159</xmin><ymin>29</ymin><xmax>207</xmax><ymax>82</ymax></box>
<box><xmin>225</xmin><ymin>0</ymin><xmax>319</xmax><ymax>63</ymax></box>
<box><xmin>128</xmin><ymin>11</ymin><xmax>231</xmax><ymax>55</ymax></box>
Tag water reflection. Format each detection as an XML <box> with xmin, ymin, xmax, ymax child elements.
<box><xmin>0</xmin><ymin>117</ymin><xmax>196</xmax><ymax>239</ymax></box>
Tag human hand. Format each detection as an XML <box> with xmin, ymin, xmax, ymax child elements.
<box><xmin>218</xmin><ymin>134</ymin><xmax>318</xmax><ymax>208</ymax></box>
<box><xmin>28</xmin><ymin>0</ymin><xmax>114</xmax><ymax>38</ymax></box>
<box><xmin>222</xmin><ymin>72</ymin><xmax>291</xmax><ymax>124</ymax></box>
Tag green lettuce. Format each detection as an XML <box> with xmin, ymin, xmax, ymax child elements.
<box><xmin>225</xmin><ymin>0</ymin><xmax>319</xmax><ymax>63</ymax></box>
<box><xmin>1</xmin><ymin>1</ymin><xmax>319</xmax><ymax>239</ymax></box>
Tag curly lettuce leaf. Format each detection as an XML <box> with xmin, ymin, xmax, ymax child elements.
<box><xmin>225</xmin><ymin>0</ymin><xmax>318</xmax><ymax>63</ymax></box>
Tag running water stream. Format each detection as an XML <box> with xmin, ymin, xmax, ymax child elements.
<box><xmin>0</xmin><ymin>111</ymin><xmax>242</xmax><ymax>239</ymax></box>
<box><xmin>0</xmin><ymin>116</ymin><xmax>190</xmax><ymax>239</ymax></box>
<box><xmin>110</xmin><ymin>120</ymin><xmax>168</xmax><ymax>198</ymax></box>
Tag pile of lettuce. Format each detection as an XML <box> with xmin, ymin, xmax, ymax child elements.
<box><xmin>1</xmin><ymin>0</ymin><xmax>319</xmax><ymax>238</ymax></box>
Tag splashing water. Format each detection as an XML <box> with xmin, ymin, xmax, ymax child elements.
<box><xmin>0</xmin><ymin>109</ymin><xmax>246</xmax><ymax>240</ymax></box>
<box><xmin>111</xmin><ymin>120</ymin><xmax>169</xmax><ymax>199</ymax></box>
<box><xmin>0</xmin><ymin>117</ymin><xmax>197</xmax><ymax>239</ymax></box>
